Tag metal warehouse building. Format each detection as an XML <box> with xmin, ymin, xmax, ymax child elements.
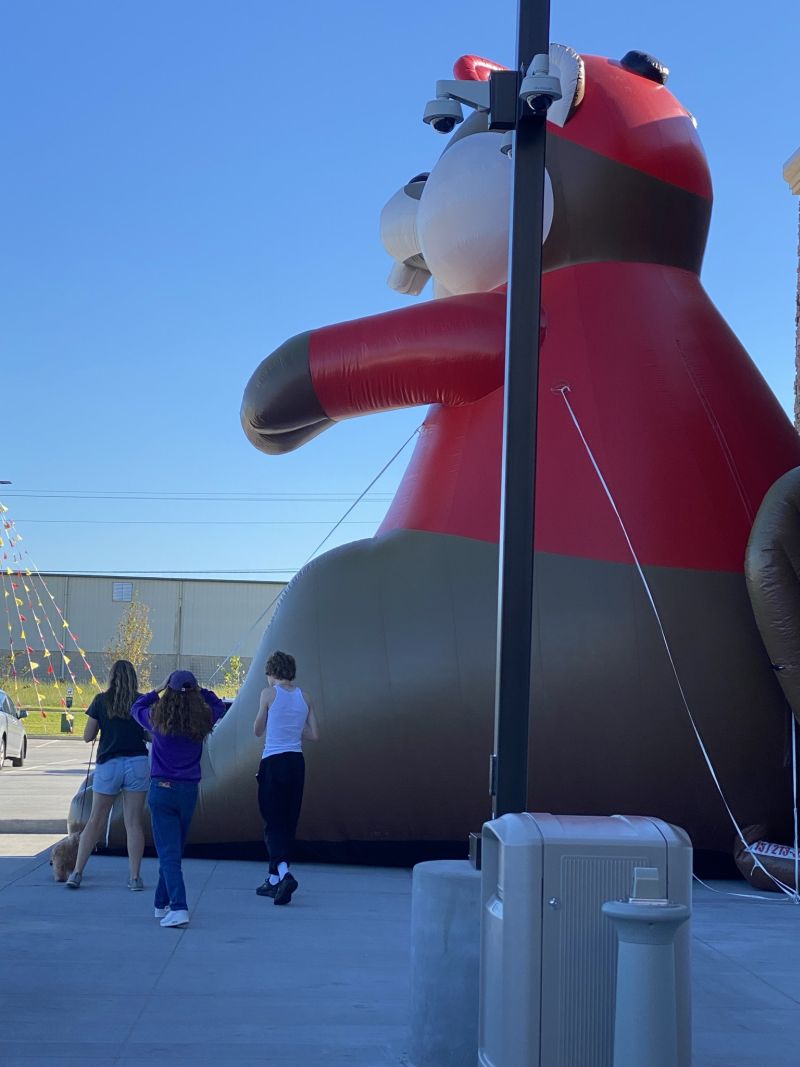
<box><xmin>1</xmin><ymin>573</ymin><xmax>286</xmax><ymax>686</ymax></box>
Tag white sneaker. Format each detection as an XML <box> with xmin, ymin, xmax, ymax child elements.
<box><xmin>160</xmin><ymin>909</ymin><xmax>189</xmax><ymax>928</ymax></box>
<box><xmin>154</xmin><ymin>907</ymin><xmax>170</xmax><ymax>919</ymax></box>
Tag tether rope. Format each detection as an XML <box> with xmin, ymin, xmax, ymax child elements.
<box><xmin>556</xmin><ymin>384</ymin><xmax>800</xmax><ymax>902</ymax></box>
<box><xmin>208</xmin><ymin>421</ymin><xmax>423</xmax><ymax>685</ymax></box>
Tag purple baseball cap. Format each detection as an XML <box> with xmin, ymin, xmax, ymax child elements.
<box><xmin>168</xmin><ymin>670</ymin><xmax>198</xmax><ymax>692</ymax></box>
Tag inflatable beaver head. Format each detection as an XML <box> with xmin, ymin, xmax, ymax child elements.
<box><xmin>381</xmin><ymin>45</ymin><xmax>712</xmax><ymax>298</ymax></box>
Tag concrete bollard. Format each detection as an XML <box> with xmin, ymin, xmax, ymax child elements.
<box><xmin>602</xmin><ymin>899</ymin><xmax>691</xmax><ymax>1067</ymax></box>
<box><xmin>410</xmin><ymin>860</ymin><xmax>481</xmax><ymax>1067</ymax></box>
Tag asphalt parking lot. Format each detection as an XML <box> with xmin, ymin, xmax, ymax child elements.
<box><xmin>0</xmin><ymin>737</ymin><xmax>88</xmax><ymax>831</ymax></box>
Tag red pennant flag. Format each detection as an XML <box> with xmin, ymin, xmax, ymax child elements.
<box><xmin>47</xmin><ymin>664</ymin><xmax>54</xmax><ymax>675</ymax></box>
<box><xmin>26</xmin><ymin>645</ymin><xmax>35</xmax><ymax>653</ymax></box>
<box><xmin>19</xmin><ymin>614</ymin><xmax>26</xmax><ymax>621</ymax></box>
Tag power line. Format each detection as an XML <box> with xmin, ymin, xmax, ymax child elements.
<box><xmin>11</xmin><ymin>518</ymin><xmax>377</xmax><ymax>527</ymax></box>
<box><xmin>48</xmin><ymin>569</ymin><xmax>296</xmax><ymax>577</ymax></box>
<box><xmin>1</xmin><ymin>490</ymin><xmax>393</xmax><ymax>503</ymax></box>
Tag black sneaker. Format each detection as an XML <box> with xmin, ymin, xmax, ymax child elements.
<box><xmin>256</xmin><ymin>879</ymin><xmax>278</xmax><ymax>898</ymax></box>
<box><xmin>274</xmin><ymin>873</ymin><xmax>299</xmax><ymax>906</ymax></box>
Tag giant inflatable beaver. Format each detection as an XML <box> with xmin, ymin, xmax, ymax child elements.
<box><xmin>75</xmin><ymin>45</ymin><xmax>800</xmax><ymax>878</ymax></box>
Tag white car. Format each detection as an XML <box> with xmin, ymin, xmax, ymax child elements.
<box><xmin>0</xmin><ymin>689</ymin><xmax>28</xmax><ymax>768</ymax></box>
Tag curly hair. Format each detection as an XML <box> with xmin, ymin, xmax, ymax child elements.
<box><xmin>266</xmin><ymin>650</ymin><xmax>296</xmax><ymax>681</ymax></box>
<box><xmin>106</xmin><ymin>660</ymin><xmax>139</xmax><ymax>719</ymax></box>
<box><xmin>150</xmin><ymin>688</ymin><xmax>214</xmax><ymax>743</ymax></box>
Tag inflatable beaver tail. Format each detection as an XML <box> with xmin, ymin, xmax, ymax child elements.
<box><xmin>746</xmin><ymin>466</ymin><xmax>800</xmax><ymax>721</ymax></box>
<box><xmin>743</xmin><ymin>466</ymin><xmax>800</xmax><ymax>891</ymax></box>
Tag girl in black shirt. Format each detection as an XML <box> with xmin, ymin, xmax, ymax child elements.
<box><xmin>66</xmin><ymin>660</ymin><xmax>149</xmax><ymax>890</ymax></box>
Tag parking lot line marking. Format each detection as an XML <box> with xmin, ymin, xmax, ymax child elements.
<box><xmin>29</xmin><ymin>756</ymin><xmax>92</xmax><ymax>769</ymax></box>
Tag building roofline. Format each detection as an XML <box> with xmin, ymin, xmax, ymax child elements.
<box><xmin>26</xmin><ymin>572</ymin><xmax>288</xmax><ymax>587</ymax></box>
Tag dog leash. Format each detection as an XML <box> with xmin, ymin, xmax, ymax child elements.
<box><xmin>77</xmin><ymin>737</ymin><xmax>97</xmax><ymax>825</ymax></box>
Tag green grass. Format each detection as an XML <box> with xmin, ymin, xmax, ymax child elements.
<box><xmin>0</xmin><ymin>678</ymin><xmax>94</xmax><ymax>711</ymax></box>
<box><xmin>22</xmin><ymin>710</ymin><xmax>90</xmax><ymax>736</ymax></box>
<box><xmin>0</xmin><ymin>677</ymin><xmax>238</xmax><ymax>737</ymax></box>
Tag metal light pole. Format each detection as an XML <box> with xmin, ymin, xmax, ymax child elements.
<box><xmin>491</xmin><ymin>0</ymin><xmax>552</xmax><ymax>818</ymax></box>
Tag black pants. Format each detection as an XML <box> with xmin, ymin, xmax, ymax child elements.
<box><xmin>256</xmin><ymin>752</ymin><xmax>305</xmax><ymax>873</ymax></box>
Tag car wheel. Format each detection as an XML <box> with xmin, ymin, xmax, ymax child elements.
<box><xmin>0</xmin><ymin>737</ymin><xmax>6</xmax><ymax>769</ymax></box>
<box><xmin>11</xmin><ymin>738</ymin><xmax>26</xmax><ymax>768</ymax></box>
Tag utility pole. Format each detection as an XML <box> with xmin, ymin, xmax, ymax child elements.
<box><xmin>491</xmin><ymin>0</ymin><xmax>553</xmax><ymax>818</ymax></box>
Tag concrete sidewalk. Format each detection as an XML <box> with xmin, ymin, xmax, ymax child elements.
<box><xmin>7</xmin><ymin>736</ymin><xmax>800</xmax><ymax>1064</ymax></box>
<box><xmin>0</xmin><ymin>850</ymin><xmax>412</xmax><ymax>1066</ymax></box>
<box><xmin>3</xmin><ymin>841</ymin><xmax>800</xmax><ymax>1065</ymax></box>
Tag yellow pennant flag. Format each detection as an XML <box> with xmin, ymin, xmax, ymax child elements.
<box><xmin>30</xmin><ymin>661</ymin><xmax>40</xmax><ymax>669</ymax></box>
<box><xmin>90</xmin><ymin>675</ymin><xmax>98</xmax><ymax>686</ymax></box>
<box><xmin>62</xmin><ymin>620</ymin><xmax>69</xmax><ymax>628</ymax></box>
<box><xmin>75</xmin><ymin>685</ymin><xmax>83</xmax><ymax>694</ymax></box>
<box><xmin>25</xmin><ymin>569</ymin><xmax>31</xmax><ymax>576</ymax></box>
<box><xmin>43</xmin><ymin>649</ymin><xmax>51</xmax><ymax>658</ymax></box>
<box><xmin>3</xmin><ymin>590</ymin><xmax>7</xmax><ymax>598</ymax></box>
<box><xmin>0</xmin><ymin>503</ymin><xmax>7</xmax><ymax>512</ymax></box>
<box><xmin>23</xmin><ymin>583</ymin><xmax>29</xmax><ymax>593</ymax></box>
<box><xmin>15</xmin><ymin>534</ymin><xmax>22</xmax><ymax>542</ymax></box>
<box><xmin>15</xmin><ymin>597</ymin><xmax>23</xmax><ymax>606</ymax></box>
<box><xmin>33</xmin><ymin>614</ymin><xmax>40</xmax><ymax>623</ymax></box>
<box><xmin>78</xmin><ymin>648</ymin><xmax>86</xmax><ymax>657</ymax></box>
<box><xmin>0</xmin><ymin>537</ymin><xmax>3</xmax><ymax>547</ymax></box>
<box><xmin>63</xmin><ymin>655</ymin><xmax>71</xmax><ymax>665</ymax></box>
<box><xmin>20</xmin><ymin>629</ymin><xmax>26</xmax><ymax>639</ymax></box>
<box><xmin>5</xmin><ymin>567</ymin><xmax>12</xmax><ymax>575</ymax></box>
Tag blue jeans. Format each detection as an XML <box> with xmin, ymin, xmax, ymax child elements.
<box><xmin>148</xmin><ymin>778</ymin><xmax>198</xmax><ymax>911</ymax></box>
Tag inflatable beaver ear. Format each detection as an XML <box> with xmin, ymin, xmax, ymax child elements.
<box><xmin>452</xmin><ymin>45</ymin><xmax>584</xmax><ymax>126</ymax></box>
<box><xmin>544</xmin><ymin>44</ymin><xmax>585</xmax><ymax>126</ymax></box>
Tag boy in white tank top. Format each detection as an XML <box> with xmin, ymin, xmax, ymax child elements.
<box><xmin>253</xmin><ymin>650</ymin><xmax>319</xmax><ymax>904</ymax></box>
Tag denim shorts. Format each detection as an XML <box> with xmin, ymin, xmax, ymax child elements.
<box><xmin>93</xmin><ymin>755</ymin><xmax>149</xmax><ymax>795</ymax></box>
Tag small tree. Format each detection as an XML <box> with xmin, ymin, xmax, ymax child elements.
<box><xmin>223</xmin><ymin>654</ymin><xmax>243</xmax><ymax>691</ymax></box>
<box><xmin>106</xmin><ymin>595</ymin><xmax>153</xmax><ymax>688</ymax></box>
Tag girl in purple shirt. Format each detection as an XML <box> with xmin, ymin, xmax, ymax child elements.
<box><xmin>131</xmin><ymin>670</ymin><xmax>225</xmax><ymax>928</ymax></box>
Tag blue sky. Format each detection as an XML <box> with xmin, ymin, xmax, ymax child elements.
<box><xmin>2</xmin><ymin>1</ymin><xmax>798</xmax><ymax>582</ymax></box>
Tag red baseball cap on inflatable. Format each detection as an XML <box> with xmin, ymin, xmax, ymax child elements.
<box><xmin>453</xmin><ymin>48</ymin><xmax>711</xmax><ymax>199</ymax></box>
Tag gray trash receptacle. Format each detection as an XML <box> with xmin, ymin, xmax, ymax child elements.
<box><xmin>479</xmin><ymin>813</ymin><xmax>692</xmax><ymax>1067</ymax></box>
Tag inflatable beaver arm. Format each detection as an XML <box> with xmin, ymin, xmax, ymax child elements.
<box><xmin>240</xmin><ymin>291</ymin><xmax>507</xmax><ymax>456</ymax></box>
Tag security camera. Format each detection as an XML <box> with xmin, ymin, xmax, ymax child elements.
<box><xmin>422</xmin><ymin>79</ymin><xmax>490</xmax><ymax>134</ymax></box>
<box><xmin>519</xmin><ymin>53</ymin><xmax>562</xmax><ymax>114</ymax></box>
<box><xmin>423</xmin><ymin>96</ymin><xmax>464</xmax><ymax>134</ymax></box>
